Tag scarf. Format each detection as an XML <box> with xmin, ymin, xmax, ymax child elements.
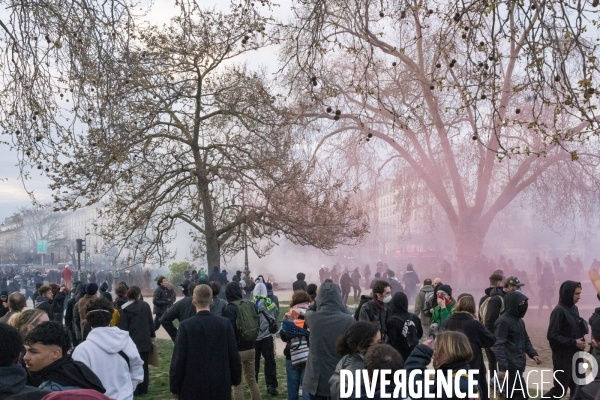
<box><xmin>254</xmin><ymin>295</ymin><xmax>276</xmax><ymax>311</ymax></box>
<box><xmin>373</xmin><ymin>298</ymin><xmax>385</xmax><ymax>311</ymax></box>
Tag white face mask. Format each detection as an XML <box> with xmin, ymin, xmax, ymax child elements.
<box><xmin>382</xmin><ymin>295</ymin><xmax>392</xmax><ymax>304</ymax></box>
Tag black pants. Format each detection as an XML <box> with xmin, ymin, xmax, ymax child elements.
<box><xmin>352</xmin><ymin>286</ymin><xmax>361</xmax><ymax>302</ymax></box>
<box><xmin>538</xmin><ymin>294</ymin><xmax>553</xmax><ymax>316</ymax></box>
<box><xmin>504</xmin><ymin>370</ymin><xmax>528</xmax><ymax>400</ymax></box>
<box><xmin>545</xmin><ymin>351</ymin><xmax>577</xmax><ymax>398</ymax></box>
<box><xmin>153</xmin><ymin>313</ymin><xmax>163</xmax><ymax>331</ymax></box>
<box><xmin>255</xmin><ymin>335</ymin><xmax>278</xmax><ymax>389</ymax></box>
<box><xmin>135</xmin><ymin>351</ymin><xmax>150</xmax><ymax>395</ymax></box>
<box><xmin>341</xmin><ymin>289</ymin><xmax>350</xmax><ymax>305</ymax></box>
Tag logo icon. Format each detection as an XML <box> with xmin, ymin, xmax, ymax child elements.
<box><xmin>572</xmin><ymin>351</ymin><xmax>599</xmax><ymax>385</ymax></box>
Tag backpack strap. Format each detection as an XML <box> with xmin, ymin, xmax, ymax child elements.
<box><xmin>118</xmin><ymin>350</ymin><xmax>130</xmax><ymax>369</ymax></box>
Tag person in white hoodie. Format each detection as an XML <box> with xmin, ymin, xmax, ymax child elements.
<box><xmin>73</xmin><ymin>297</ymin><xmax>144</xmax><ymax>400</ymax></box>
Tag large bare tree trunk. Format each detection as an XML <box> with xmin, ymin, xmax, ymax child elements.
<box><xmin>454</xmin><ymin>216</ymin><xmax>488</xmax><ymax>284</ymax></box>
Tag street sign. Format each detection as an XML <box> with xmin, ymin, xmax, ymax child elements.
<box><xmin>36</xmin><ymin>240</ymin><xmax>48</xmax><ymax>254</ymax></box>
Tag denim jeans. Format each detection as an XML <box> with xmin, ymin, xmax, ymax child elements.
<box><xmin>286</xmin><ymin>359</ymin><xmax>310</xmax><ymax>400</ymax></box>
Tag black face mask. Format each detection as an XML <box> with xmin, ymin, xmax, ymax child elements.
<box><xmin>517</xmin><ymin>302</ymin><xmax>528</xmax><ymax>318</ymax></box>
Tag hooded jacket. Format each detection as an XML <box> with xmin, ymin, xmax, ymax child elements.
<box><xmin>27</xmin><ymin>355</ymin><xmax>106</xmax><ymax>393</ymax></box>
<box><xmin>492</xmin><ymin>291</ymin><xmax>538</xmax><ymax>372</ymax></box>
<box><xmin>119</xmin><ymin>300</ymin><xmax>156</xmax><ymax>353</ymax></box>
<box><xmin>0</xmin><ymin>365</ymin><xmax>47</xmax><ymax>400</ymax></box>
<box><xmin>414</xmin><ymin>285</ymin><xmax>434</xmax><ymax>325</ymax></box>
<box><xmin>222</xmin><ymin>282</ymin><xmax>255</xmax><ymax>351</ymax></box>
<box><xmin>303</xmin><ymin>283</ymin><xmax>355</xmax><ymax>397</ymax></box>
<box><xmin>547</xmin><ymin>280</ymin><xmax>586</xmax><ymax>353</ymax></box>
<box><xmin>34</xmin><ymin>296</ymin><xmax>54</xmax><ymax>321</ymax></box>
<box><xmin>253</xmin><ymin>283</ymin><xmax>278</xmax><ymax>341</ymax></box>
<box><xmin>72</xmin><ymin>326</ymin><xmax>144</xmax><ymax>400</ymax></box>
<box><xmin>478</xmin><ymin>286</ymin><xmax>506</xmax><ymax>332</ymax></box>
<box><xmin>152</xmin><ymin>286</ymin><xmax>170</xmax><ymax>315</ymax></box>
<box><xmin>293</xmin><ymin>273</ymin><xmax>308</xmax><ymax>292</ymax></box>
<box><xmin>386</xmin><ymin>292</ymin><xmax>423</xmax><ymax>360</ymax></box>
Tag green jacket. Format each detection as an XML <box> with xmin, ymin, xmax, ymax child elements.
<box><xmin>431</xmin><ymin>300</ymin><xmax>455</xmax><ymax>325</ymax></box>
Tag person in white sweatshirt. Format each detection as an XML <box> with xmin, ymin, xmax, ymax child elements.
<box><xmin>73</xmin><ymin>297</ymin><xmax>144</xmax><ymax>400</ymax></box>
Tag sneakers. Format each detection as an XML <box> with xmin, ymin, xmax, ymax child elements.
<box><xmin>267</xmin><ymin>386</ymin><xmax>279</xmax><ymax>396</ymax></box>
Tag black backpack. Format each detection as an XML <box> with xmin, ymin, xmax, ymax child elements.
<box><xmin>392</xmin><ymin>314</ymin><xmax>419</xmax><ymax>350</ymax></box>
<box><xmin>354</xmin><ymin>295</ymin><xmax>373</xmax><ymax>321</ymax></box>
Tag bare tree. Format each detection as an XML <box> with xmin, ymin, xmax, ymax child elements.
<box><xmin>18</xmin><ymin>205</ymin><xmax>69</xmax><ymax>263</ymax></box>
<box><xmin>3</xmin><ymin>2</ymin><xmax>366</xmax><ymax>267</ymax></box>
<box><xmin>281</xmin><ymin>0</ymin><xmax>600</xmax><ymax>274</ymax></box>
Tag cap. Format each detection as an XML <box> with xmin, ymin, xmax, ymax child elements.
<box><xmin>505</xmin><ymin>276</ymin><xmax>525</xmax><ymax>287</ymax></box>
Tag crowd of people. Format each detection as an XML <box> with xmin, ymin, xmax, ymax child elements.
<box><xmin>1</xmin><ymin>261</ymin><xmax>600</xmax><ymax>400</ymax></box>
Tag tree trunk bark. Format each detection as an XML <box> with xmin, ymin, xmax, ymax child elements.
<box><xmin>454</xmin><ymin>218</ymin><xmax>487</xmax><ymax>286</ymax></box>
<box><xmin>205</xmin><ymin>233</ymin><xmax>221</xmax><ymax>271</ymax></box>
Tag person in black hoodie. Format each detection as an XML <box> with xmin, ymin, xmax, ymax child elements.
<box><xmin>49</xmin><ymin>285</ymin><xmax>67</xmax><ymax>325</ymax></box>
<box><xmin>545</xmin><ymin>280</ymin><xmax>587</xmax><ymax>398</ymax></box>
<box><xmin>0</xmin><ymin>323</ymin><xmax>48</xmax><ymax>399</ymax></box>
<box><xmin>24</xmin><ymin>322</ymin><xmax>105</xmax><ymax>393</ymax></box>
<box><xmin>119</xmin><ymin>285</ymin><xmax>155</xmax><ymax>395</ymax></box>
<box><xmin>64</xmin><ymin>282</ymin><xmax>83</xmax><ymax>347</ymax></box>
<box><xmin>152</xmin><ymin>277</ymin><xmax>171</xmax><ymax>331</ymax></box>
<box><xmin>442</xmin><ymin>293</ymin><xmax>495</xmax><ymax>400</ymax></box>
<box><xmin>98</xmin><ymin>282</ymin><xmax>112</xmax><ymax>303</ymax></box>
<box><xmin>306</xmin><ymin>284</ymin><xmax>317</xmax><ymax>302</ymax></box>
<box><xmin>160</xmin><ymin>281</ymin><xmax>201</xmax><ymax>342</ymax></box>
<box><xmin>219</xmin><ymin>283</ymin><xmax>260</xmax><ymax>400</ymax></box>
<box><xmin>386</xmin><ymin>292</ymin><xmax>423</xmax><ymax>361</ymax></box>
<box><xmin>208</xmin><ymin>266</ymin><xmax>222</xmax><ymax>285</ymax></box>
<box><xmin>492</xmin><ymin>291</ymin><xmax>541</xmax><ymax>400</ymax></box>
<box><xmin>0</xmin><ymin>290</ymin><xmax>9</xmax><ymax>319</ymax></box>
<box><xmin>293</xmin><ymin>273</ymin><xmax>308</xmax><ymax>292</ymax></box>
<box><xmin>34</xmin><ymin>286</ymin><xmax>54</xmax><ymax>321</ymax></box>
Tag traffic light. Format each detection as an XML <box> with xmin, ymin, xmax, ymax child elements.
<box><xmin>76</xmin><ymin>239</ymin><xmax>85</xmax><ymax>254</ymax></box>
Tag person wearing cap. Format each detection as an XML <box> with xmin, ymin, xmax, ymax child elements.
<box><xmin>544</xmin><ymin>280</ymin><xmax>587</xmax><ymax>399</ymax></box>
<box><xmin>430</xmin><ymin>284</ymin><xmax>455</xmax><ymax>326</ymax></box>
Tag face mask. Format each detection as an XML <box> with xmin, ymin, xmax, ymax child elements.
<box><xmin>382</xmin><ymin>295</ymin><xmax>392</xmax><ymax>304</ymax></box>
<box><xmin>517</xmin><ymin>302</ymin><xmax>528</xmax><ymax>317</ymax></box>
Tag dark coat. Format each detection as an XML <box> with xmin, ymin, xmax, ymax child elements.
<box><xmin>441</xmin><ymin>312</ymin><xmax>495</xmax><ymax>375</ymax></box>
<box><xmin>119</xmin><ymin>300</ymin><xmax>155</xmax><ymax>353</ymax></box>
<box><xmin>170</xmin><ymin>311</ymin><xmax>241</xmax><ymax>400</ymax></box>
<box><xmin>386</xmin><ymin>292</ymin><xmax>423</xmax><ymax>360</ymax></box>
<box><xmin>222</xmin><ymin>283</ymin><xmax>255</xmax><ymax>352</ymax></box>
<box><xmin>547</xmin><ymin>280</ymin><xmax>586</xmax><ymax>355</ymax></box>
<box><xmin>34</xmin><ymin>297</ymin><xmax>54</xmax><ymax>321</ymax></box>
<box><xmin>152</xmin><ymin>286</ymin><xmax>170</xmax><ymax>315</ymax></box>
<box><xmin>292</xmin><ymin>279</ymin><xmax>308</xmax><ymax>292</ymax></box>
<box><xmin>210</xmin><ymin>297</ymin><xmax>227</xmax><ymax>316</ymax></box>
<box><xmin>358</xmin><ymin>299</ymin><xmax>390</xmax><ymax>337</ymax></box>
<box><xmin>303</xmin><ymin>282</ymin><xmax>354</xmax><ymax>397</ymax></box>
<box><xmin>492</xmin><ymin>291</ymin><xmax>538</xmax><ymax>372</ymax></box>
<box><xmin>0</xmin><ymin>365</ymin><xmax>48</xmax><ymax>400</ymax></box>
<box><xmin>478</xmin><ymin>286</ymin><xmax>506</xmax><ymax>332</ymax></box>
<box><xmin>52</xmin><ymin>290</ymin><xmax>67</xmax><ymax>323</ymax></box>
<box><xmin>160</xmin><ymin>297</ymin><xmax>196</xmax><ymax>342</ymax></box>
<box><xmin>26</xmin><ymin>355</ymin><xmax>105</xmax><ymax>393</ymax></box>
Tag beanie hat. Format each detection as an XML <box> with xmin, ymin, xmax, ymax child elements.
<box><xmin>407</xmin><ymin>263</ymin><xmax>414</xmax><ymax>271</ymax></box>
<box><xmin>265</xmin><ymin>282</ymin><xmax>273</xmax><ymax>295</ymax></box>
<box><xmin>99</xmin><ymin>282</ymin><xmax>108</xmax><ymax>292</ymax></box>
<box><xmin>221</xmin><ymin>270</ymin><xmax>228</xmax><ymax>275</ymax></box>
<box><xmin>437</xmin><ymin>284</ymin><xmax>452</xmax><ymax>297</ymax></box>
<box><xmin>84</xmin><ymin>283</ymin><xmax>99</xmax><ymax>296</ymax></box>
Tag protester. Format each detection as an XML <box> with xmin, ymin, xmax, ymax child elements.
<box><xmin>24</xmin><ymin>322</ymin><xmax>105</xmax><ymax>393</ymax></box>
<box><xmin>48</xmin><ymin>285</ymin><xmax>67</xmax><ymax>325</ymax></box>
<box><xmin>1</xmin><ymin>290</ymin><xmax>9</xmax><ymax>318</ymax></box>
<box><xmin>369</xmin><ymin>272</ymin><xmax>381</xmax><ymax>291</ymax></box>
<box><xmin>280</xmin><ymin>290</ymin><xmax>312</xmax><ymax>400</ymax></box>
<box><xmin>98</xmin><ymin>283</ymin><xmax>112</xmax><ymax>303</ymax></box>
<box><xmin>405</xmin><ymin>331</ymin><xmax>478</xmax><ymax>398</ymax></box>
<box><xmin>386</xmin><ymin>270</ymin><xmax>403</xmax><ymax>295</ymax></box>
<box><xmin>208</xmin><ymin>267</ymin><xmax>223</xmax><ymax>285</ymax></box>
<box><xmin>329</xmin><ymin>321</ymin><xmax>380</xmax><ymax>400</ymax></box>
<box><xmin>78</xmin><ymin>283</ymin><xmax>99</xmax><ymax>339</ymax></box>
<box><xmin>359</xmin><ymin>344</ymin><xmax>406</xmax><ymax>400</ymax></box>
<box><xmin>430</xmin><ymin>284</ymin><xmax>455</xmax><ymax>327</ymax></box>
<box><xmin>545</xmin><ymin>281</ymin><xmax>587</xmax><ymax>398</ymax></box>
<box><xmin>152</xmin><ymin>277</ymin><xmax>171</xmax><ymax>331</ymax></box>
<box><xmin>9</xmin><ymin>310</ymin><xmax>50</xmax><ymax>340</ymax></box>
<box><xmin>160</xmin><ymin>282</ymin><xmax>197</xmax><ymax>342</ymax></box>
<box><xmin>72</xmin><ymin>298</ymin><xmax>143</xmax><ymax>400</ymax></box>
<box><xmin>64</xmin><ymin>283</ymin><xmax>84</xmax><ymax>347</ymax></box>
<box><xmin>413</xmin><ymin>278</ymin><xmax>433</xmax><ymax>336</ymax></box>
<box><xmin>402</xmin><ymin>263</ymin><xmax>420</xmax><ymax>302</ymax></box>
<box><xmin>253</xmin><ymin>282</ymin><xmax>279</xmax><ymax>396</ymax></box>
<box><xmin>118</xmin><ymin>286</ymin><xmax>155</xmax><ymax>396</ymax></box>
<box><xmin>293</xmin><ymin>273</ymin><xmax>308</xmax><ymax>292</ymax></box>
<box><xmin>114</xmin><ymin>283</ymin><xmax>129</xmax><ymax>311</ymax></box>
<box><xmin>423</xmin><ymin>277</ymin><xmax>443</xmax><ymax>320</ymax></box>
<box><xmin>0</xmin><ymin>323</ymin><xmax>48</xmax><ymax>399</ymax></box>
<box><xmin>222</xmin><ymin>282</ymin><xmax>262</xmax><ymax>400</ymax></box>
<box><xmin>386</xmin><ymin>292</ymin><xmax>423</xmax><ymax>361</ymax></box>
<box><xmin>210</xmin><ymin>282</ymin><xmax>227</xmax><ymax>316</ymax></box>
<box><xmin>358</xmin><ymin>280</ymin><xmax>391</xmax><ymax>340</ymax></box>
<box><xmin>170</xmin><ymin>284</ymin><xmax>241</xmax><ymax>400</ymax></box>
<box><xmin>34</xmin><ymin>286</ymin><xmax>54</xmax><ymax>321</ymax></box>
<box><xmin>350</xmin><ymin>268</ymin><xmax>362</xmax><ymax>303</ymax></box>
<box><xmin>306</xmin><ymin>284</ymin><xmax>317</xmax><ymax>302</ymax></box>
<box><xmin>492</xmin><ymin>291</ymin><xmax>542</xmax><ymax>400</ymax></box>
<box><xmin>303</xmin><ymin>282</ymin><xmax>354</xmax><ymax>399</ymax></box>
<box><xmin>60</xmin><ymin>267</ymin><xmax>72</xmax><ymax>291</ymax></box>
<box><xmin>0</xmin><ymin>292</ymin><xmax>27</xmax><ymax>323</ymax></box>
<box><xmin>339</xmin><ymin>271</ymin><xmax>352</xmax><ymax>305</ymax></box>
<box><xmin>537</xmin><ymin>266</ymin><xmax>556</xmax><ymax>316</ymax></box>
<box><xmin>441</xmin><ymin>293</ymin><xmax>495</xmax><ymax>400</ymax></box>
<box><xmin>478</xmin><ymin>273</ymin><xmax>505</xmax><ymax>373</ymax></box>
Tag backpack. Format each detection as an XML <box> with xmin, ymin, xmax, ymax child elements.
<box><xmin>354</xmin><ymin>295</ymin><xmax>373</xmax><ymax>321</ymax></box>
<box><xmin>423</xmin><ymin>291</ymin><xmax>435</xmax><ymax>318</ymax></box>
<box><xmin>232</xmin><ymin>299</ymin><xmax>260</xmax><ymax>343</ymax></box>
<box><xmin>392</xmin><ymin>314</ymin><xmax>420</xmax><ymax>350</ymax></box>
<box><xmin>479</xmin><ymin>296</ymin><xmax>504</xmax><ymax>325</ymax></box>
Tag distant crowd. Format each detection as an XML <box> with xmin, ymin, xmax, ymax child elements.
<box><xmin>0</xmin><ymin>262</ymin><xmax>600</xmax><ymax>400</ymax></box>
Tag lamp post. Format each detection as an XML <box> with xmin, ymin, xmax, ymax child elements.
<box><xmin>83</xmin><ymin>218</ymin><xmax>96</xmax><ymax>271</ymax></box>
